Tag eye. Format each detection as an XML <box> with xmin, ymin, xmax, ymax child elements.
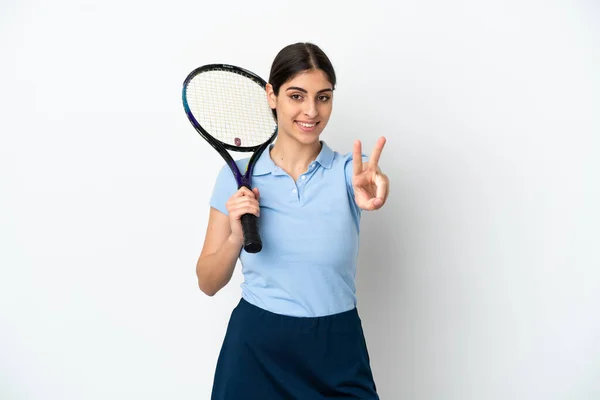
<box><xmin>290</xmin><ymin>93</ymin><xmax>303</xmax><ymax>101</ymax></box>
<box><xmin>318</xmin><ymin>95</ymin><xmax>331</xmax><ymax>102</ymax></box>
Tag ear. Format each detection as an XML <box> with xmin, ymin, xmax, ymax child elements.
<box><xmin>266</xmin><ymin>83</ymin><xmax>277</xmax><ymax>110</ymax></box>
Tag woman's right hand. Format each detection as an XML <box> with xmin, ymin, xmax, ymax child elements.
<box><xmin>225</xmin><ymin>187</ymin><xmax>260</xmax><ymax>245</ymax></box>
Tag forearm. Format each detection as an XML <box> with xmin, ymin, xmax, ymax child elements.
<box><xmin>196</xmin><ymin>235</ymin><xmax>243</xmax><ymax>296</ymax></box>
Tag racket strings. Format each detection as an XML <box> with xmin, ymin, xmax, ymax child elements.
<box><xmin>186</xmin><ymin>70</ymin><xmax>276</xmax><ymax>148</ymax></box>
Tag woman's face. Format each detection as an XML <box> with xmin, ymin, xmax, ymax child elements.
<box><xmin>267</xmin><ymin>69</ymin><xmax>333</xmax><ymax>146</ymax></box>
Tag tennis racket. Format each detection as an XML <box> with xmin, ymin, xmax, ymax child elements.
<box><xmin>182</xmin><ymin>64</ymin><xmax>277</xmax><ymax>254</ymax></box>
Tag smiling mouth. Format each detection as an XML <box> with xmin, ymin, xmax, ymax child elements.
<box><xmin>296</xmin><ymin>121</ymin><xmax>319</xmax><ymax>128</ymax></box>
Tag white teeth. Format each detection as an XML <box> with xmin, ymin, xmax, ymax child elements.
<box><xmin>298</xmin><ymin>122</ymin><xmax>316</xmax><ymax>128</ymax></box>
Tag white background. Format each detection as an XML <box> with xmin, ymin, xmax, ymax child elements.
<box><xmin>1</xmin><ymin>0</ymin><xmax>599</xmax><ymax>399</ymax></box>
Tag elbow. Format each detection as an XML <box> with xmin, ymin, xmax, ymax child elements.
<box><xmin>198</xmin><ymin>279</ymin><xmax>219</xmax><ymax>297</ymax></box>
<box><xmin>196</xmin><ymin>260</ymin><xmax>217</xmax><ymax>296</ymax></box>
<box><xmin>201</xmin><ymin>287</ymin><xmax>218</xmax><ymax>297</ymax></box>
<box><xmin>196</xmin><ymin>256</ymin><xmax>229</xmax><ymax>297</ymax></box>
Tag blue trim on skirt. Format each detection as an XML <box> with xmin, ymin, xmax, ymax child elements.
<box><xmin>211</xmin><ymin>298</ymin><xmax>379</xmax><ymax>399</ymax></box>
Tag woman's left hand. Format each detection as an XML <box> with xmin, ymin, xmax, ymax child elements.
<box><xmin>352</xmin><ymin>136</ymin><xmax>390</xmax><ymax>211</ymax></box>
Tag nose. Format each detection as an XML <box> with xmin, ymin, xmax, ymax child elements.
<box><xmin>303</xmin><ymin>100</ymin><xmax>318</xmax><ymax>118</ymax></box>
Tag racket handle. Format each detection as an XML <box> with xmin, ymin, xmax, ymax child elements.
<box><xmin>241</xmin><ymin>213</ymin><xmax>262</xmax><ymax>253</ymax></box>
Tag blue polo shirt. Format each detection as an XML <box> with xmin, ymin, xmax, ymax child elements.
<box><xmin>209</xmin><ymin>141</ymin><xmax>365</xmax><ymax>317</ymax></box>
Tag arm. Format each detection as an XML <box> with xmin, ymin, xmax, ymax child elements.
<box><xmin>196</xmin><ymin>187</ymin><xmax>260</xmax><ymax>296</ymax></box>
<box><xmin>195</xmin><ymin>208</ymin><xmax>243</xmax><ymax>296</ymax></box>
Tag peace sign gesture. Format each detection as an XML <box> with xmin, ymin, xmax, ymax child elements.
<box><xmin>352</xmin><ymin>136</ymin><xmax>390</xmax><ymax>211</ymax></box>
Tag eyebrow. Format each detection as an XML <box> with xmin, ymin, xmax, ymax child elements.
<box><xmin>285</xmin><ymin>86</ymin><xmax>333</xmax><ymax>94</ymax></box>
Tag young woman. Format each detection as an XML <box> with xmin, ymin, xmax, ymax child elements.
<box><xmin>197</xmin><ymin>42</ymin><xmax>389</xmax><ymax>399</ymax></box>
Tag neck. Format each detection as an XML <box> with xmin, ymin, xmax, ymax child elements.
<box><xmin>270</xmin><ymin>138</ymin><xmax>322</xmax><ymax>178</ymax></box>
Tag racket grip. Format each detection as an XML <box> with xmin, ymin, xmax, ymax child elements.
<box><xmin>241</xmin><ymin>213</ymin><xmax>262</xmax><ymax>253</ymax></box>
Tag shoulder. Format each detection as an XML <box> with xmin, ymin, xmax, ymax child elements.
<box><xmin>210</xmin><ymin>157</ymin><xmax>250</xmax><ymax>214</ymax></box>
<box><xmin>325</xmin><ymin>148</ymin><xmax>368</xmax><ymax>199</ymax></box>
<box><xmin>211</xmin><ymin>156</ymin><xmax>252</xmax><ymax>193</ymax></box>
<box><xmin>213</xmin><ymin>157</ymin><xmax>251</xmax><ymax>182</ymax></box>
<box><xmin>329</xmin><ymin>149</ymin><xmax>368</xmax><ymax>173</ymax></box>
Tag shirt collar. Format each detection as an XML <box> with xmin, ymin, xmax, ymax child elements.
<box><xmin>252</xmin><ymin>141</ymin><xmax>335</xmax><ymax>176</ymax></box>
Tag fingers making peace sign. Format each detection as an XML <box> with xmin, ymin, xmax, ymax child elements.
<box><xmin>352</xmin><ymin>136</ymin><xmax>390</xmax><ymax>211</ymax></box>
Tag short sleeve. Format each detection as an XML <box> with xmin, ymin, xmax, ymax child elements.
<box><xmin>209</xmin><ymin>164</ymin><xmax>238</xmax><ymax>215</ymax></box>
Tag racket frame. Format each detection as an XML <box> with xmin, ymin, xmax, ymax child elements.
<box><xmin>182</xmin><ymin>64</ymin><xmax>277</xmax><ymax>253</ymax></box>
